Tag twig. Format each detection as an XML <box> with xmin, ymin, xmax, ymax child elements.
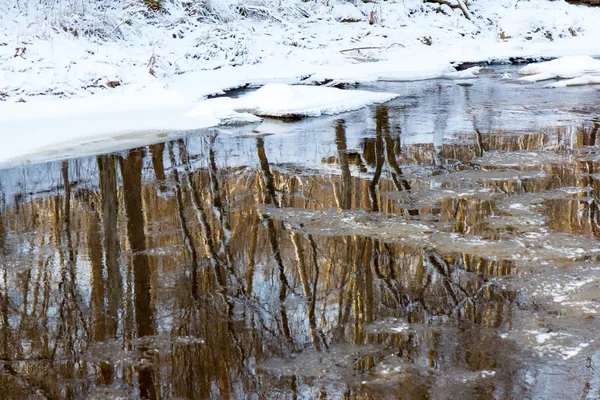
<box><xmin>339</xmin><ymin>43</ymin><xmax>405</xmax><ymax>53</ymax></box>
<box><xmin>109</xmin><ymin>19</ymin><xmax>129</xmax><ymax>39</ymax></box>
<box><xmin>340</xmin><ymin>46</ymin><xmax>385</xmax><ymax>53</ymax></box>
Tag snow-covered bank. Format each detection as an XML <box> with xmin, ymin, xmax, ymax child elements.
<box><xmin>0</xmin><ymin>83</ymin><xmax>397</xmax><ymax>167</ymax></box>
<box><xmin>518</xmin><ymin>55</ymin><xmax>600</xmax><ymax>82</ymax></box>
<box><xmin>3</xmin><ymin>0</ymin><xmax>600</xmax><ymax>103</ymax></box>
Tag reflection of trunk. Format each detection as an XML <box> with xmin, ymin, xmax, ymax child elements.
<box><xmin>321</xmin><ymin>257</ymin><xmax>334</xmax><ymax>328</ymax></box>
<box><xmin>0</xmin><ymin>206</ymin><xmax>8</xmax><ymax>359</ymax></box>
<box><xmin>375</xmin><ymin>106</ymin><xmax>417</xmax><ymax>217</ymax></box>
<box><xmin>150</xmin><ymin>143</ymin><xmax>166</xmax><ymax>182</ymax></box>
<box><xmin>208</xmin><ymin>142</ymin><xmax>232</xmax><ymax>256</ymax></box>
<box><xmin>384</xmin><ymin>133</ymin><xmax>410</xmax><ymax>192</ymax></box>
<box><xmin>120</xmin><ymin>149</ymin><xmax>157</xmax><ymax>400</ymax></box>
<box><xmin>291</xmin><ymin>231</ymin><xmax>320</xmax><ymax>351</ymax></box>
<box><xmin>338</xmin><ymin>240</ymin><xmax>352</xmax><ymax>328</ymax></box>
<box><xmin>0</xmin><ymin>265</ymin><xmax>8</xmax><ymax>360</ymax></box>
<box><xmin>370</xmin><ymin>239</ymin><xmax>404</xmax><ymax>307</ymax></box>
<box><xmin>374</xmin><ymin>107</ymin><xmax>408</xmax><ymax>189</ymax></box>
<box><xmin>369</xmin><ymin>115</ymin><xmax>385</xmax><ymax>211</ymax></box>
<box><xmin>426</xmin><ymin>251</ymin><xmax>458</xmax><ymax>306</ymax></box>
<box><xmin>54</xmin><ymin>162</ymin><xmax>83</xmax><ymax>399</ymax></box>
<box><xmin>207</xmin><ymin>142</ymin><xmax>239</xmax><ymax>286</ymax></box>
<box><xmin>351</xmin><ymin>237</ymin><xmax>365</xmax><ymax>345</ymax></box>
<box><xmin>31</xmin><ymin>235</ymin><xmax>44</xmax><ymax>320</ymax></box>
<box><xmin>334</xmin><ymin>120</ymin><xmax>355</xmax><ymax>338</ymax></box>
<box><xmin>62</xmin><ymin>162</ymin><xmax>77</xmax><ymax>266</ymax></box>
<box><xmin>168</xmin><ymin>142</ymin><xmax>199</xmax><ymax>299</ymax></box>
<box><xmin>98</xmin><ymin>155</ymin><xmax>122</xmax><ymax>338</ymax></box>
<box><xmin>474</xmin><ymin>127</ymin><xmax>484</xmax><ymax>158</ymax></box>
<box><xmin>335</xmin><ymin>120</ymin><xmax>352</xmax><ymax>210</ymax></box>
<box><xmin>270</xmin><ymin>223</ymin><xmax>292</xmax><ymax>345</ymax></box>
<box><xmin>120</xmin><ymin>149</ymin><xmax>154</xmax><ymax>333</ymax></box>
<box><xmin>177</xmin><ymin>140</ymin><xmax>226</xmax><ymax>289</ymax></box>
<box><xmin>256</xmin><ymin>138</ymin><xmax>293</xmax><ymax>346</ymax></box>
<box><xmin>363</xmin><ymin>239</ymin><xmax>374</xmax><ymax>327</ymax></box>
<box><xmin>87</xmin><ymin>202</ymin><xmax>115</xmax><ymax>384</ymax></box>
<box><xmin>245</xmin><ymin>213</ymin><xmax>260</xmax><ymax>294</ymax></box>
<box><xmin>87</xmin><ymin>205</ymin><xmax>106</xmax><ymax>341</ymax></box>
<box><xmin>40</xmin><ymin>250</ymin><xmax>51</xmax><ymax>358</ymax></box>
<box><xmin>257</xmin><ymin>138</ymin><xmax>279</xmax><ymax>207</ymax></box>
<box><xmin>55</xmin><ymin>163</ymin><xmax>86</xmax><ymax>339</ymax></box>
<box><xmin>308</xmin><ymin>235</ymin><xmax>325</xmax><ymax>348</ymax></box>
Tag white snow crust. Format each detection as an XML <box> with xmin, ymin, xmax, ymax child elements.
<box><xmin>518</xmin><ymin>56</ymin><xmax>600</xmax><ymax>82</ymax></box>
<box><xmin>3</xmin><ymin>0</ymin><xmax>600</xmax><ymax>103</ymax></box>
<box><xmin>185</xmin><ymin>83</ymin><xmax>399</xmax><ymax>118</ymax></box>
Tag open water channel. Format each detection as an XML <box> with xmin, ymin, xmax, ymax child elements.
<box><xmin>1</xmin><ymin>64</ymin><xmax>600</xmax><ymax>399</ymax></box>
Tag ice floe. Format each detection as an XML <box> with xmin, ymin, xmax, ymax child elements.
<box><xmin>519</xmin><ymin>56</ymin><xmax>600</xmax><ymax>84</ymax></box>
<box><xmin>185</xmin><ymin>83</ymin><xmax>399</xmax><ymax>118</ymax></box>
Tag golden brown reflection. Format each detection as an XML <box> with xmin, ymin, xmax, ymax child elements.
<box><xmin>1</xmin><ymin>107</ymin><xmax>600</xmax><ymax>399</ymax></box>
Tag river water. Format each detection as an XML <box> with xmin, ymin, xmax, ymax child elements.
<box><xmin>1</xmin><ymin>66</ymin><xmax>600</xmax><ymax>399</ymax></box>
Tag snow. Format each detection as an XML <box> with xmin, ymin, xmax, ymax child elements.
<box><xmin>546</xmin><ymin>75</ymin><xmax>600</xmax><ymax>88</ymax></box>
<box><xmin>185</xmin><ymin>83</ymin><xmax>399</xmax><ymax>118</ymax></box>
<box><xmin>442</xmin><ymin>66</ymin><xmax>482</xmax><ymax>80</ymax></box>
<box><xmin>2</xmin><ymin>0</ymin><xmax>600</xmax><ymax>164</ymax></box>
<box><xmin>3</xmin><ymin>0</ymin><xmax>600</xmax><ymax>103</ymax></box>
<box><xmin>305</xmin><ymin>58</ymin><xmax>456</xmax><ymax>85</ymax></box>
<box><xmin>331</xmin><ymin>2</ymin><xmax>364</xmax><ymax>22</ymax></box>
<box><xmin>0</xmin><ymin>83</ymin><xmax>396</xmax><ymax>167</ymax></box>
<box><xmin>518</xmin><ymin>56</ymin><xmax>600</xmax><ymax>82</ymax></box>
<box><xmin>536</xmin><ymin>332</ymin><xmax>557</xmax><ymax>344</ymax></box>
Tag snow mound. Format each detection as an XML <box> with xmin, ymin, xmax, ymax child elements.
<box><xmin>185</xmin><ymin>83</ymin><xmax>399</xmax><ymax>118</ymax></box>
<box><xmin>545</xmin><ymin>75</ymin><xmax>600</xmax><ymax>88</ymax></box>
<box><xmin>331</xmin><ymin>3</ymin><xmax>364</xmax><ymax>22</ymax></box>
<box><xmin>442</xmin><ymin>66</ymin><xmax>481</xmax><ymax>80</ymax></box>
<box><xmin>307</xmin><ymin>60</ymin><xmax>457</xmax><ymax>86</ymax></box>
<box><xmin>518</xmin><ymin>56</ymin><xmax>600</xmax><ymax>83</ymax></box>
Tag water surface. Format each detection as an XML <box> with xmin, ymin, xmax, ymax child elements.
<box><xmin>2</xmin><ymin>69</ymin><xmax>600</xmax><ymax>399</ymax></box>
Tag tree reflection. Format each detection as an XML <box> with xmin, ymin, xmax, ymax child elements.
<box><xmin>97</xmin><ymin>154</ymin><xmax>122</xmax><ymax>340</ymax></box>
<box><xmin>2</xmin><ymin>113</ymin><xmax>599</xmax><ymax>398</ymax></box>
<box><xmin>120</xmin><ymin>149</ymin><xmax>157</xmax><ymax>399</ymax></box>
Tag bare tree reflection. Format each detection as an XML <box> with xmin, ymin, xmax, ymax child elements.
<box><xmin>1</xmin><ymin>111</ymin><xmax>587</xmax><ymax>398</ymax></box>
<box><xmin>120</xmin><ymin>149</ymin><xmax>157</xmax><ymax>400</ymax></box>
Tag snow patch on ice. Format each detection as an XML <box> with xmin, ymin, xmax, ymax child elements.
<box><xmin>185</xmin><ymin>83</ymin><xmax>399</xmax><ymax>118</ymax></box>
<box><xmin>519</xmin><ymin>56</ymin><xmax>600</xmax><ymax>83</ymax></box>
<box><xmin>442</xmin><ymin>66</ymin><xmax>482</xmax><ymax>80</ymax></box>
<box><xmin>546</xmin><ymin>75</ymin><xmax>600</xmax><ymax>88</ymax></box>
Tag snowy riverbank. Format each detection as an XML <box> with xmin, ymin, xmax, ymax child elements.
<box><xmin>3</xmin><ymin>0</ymin><xmax>600</xmax><ymax>101</ymax></box>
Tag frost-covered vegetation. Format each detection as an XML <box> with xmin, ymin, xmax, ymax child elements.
<box><xmin>1</xmin><ymin>0</ymin><xmax>600</xmax><ymax>100</ymax></box>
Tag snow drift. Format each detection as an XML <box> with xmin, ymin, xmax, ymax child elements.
<box><xmin>185</xmin><ymin>83</ymin><xmax>400</xmax><ymax>118</ymax></box>
<box><xmin>518</xmin><ymin>56</ymin><xmax>600</xmax><ymax>83</ymax></box>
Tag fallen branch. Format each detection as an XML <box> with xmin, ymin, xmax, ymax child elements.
<box><xmin>425</xmin><ymin>0</ymin><xmax>472</xmax><ymax>20</ymax></box>
<box><xmin>456</xmin><ymin>0</ymin><xmax>472</xmax><ymax>20</ymax></box>
<box><xmin>339</xmin><ymin>42</ymin><xmax>405</xmax><ymax>53</ymax></box>
<box><xmin>340</xmin><ymin>46</ymin><xmax>385</xmax><ymax>53</ymax></box>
